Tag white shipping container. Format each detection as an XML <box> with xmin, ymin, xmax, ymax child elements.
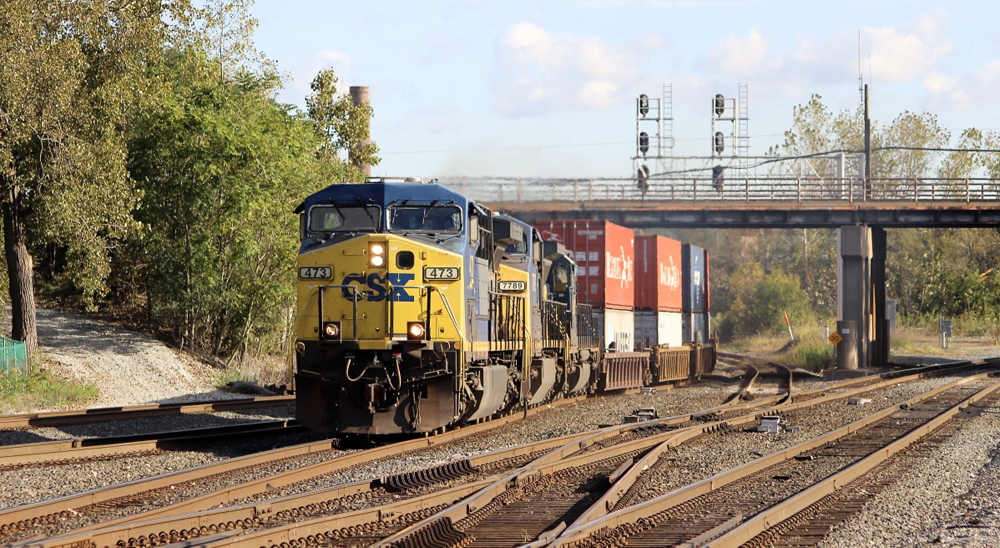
<box><xmin>658</xmin><ymin>310</ymin><xmax>683</xmax><ymax>347</ymax></box>
<box><xmin>595</xmin><ymin>308</ymin><xmax>635</xmax><ymax>352</ymax></box>
<box><xmin>634</xmin><ymin>310</ymin><xmax>683</xmax><ymax>348</ymax></box>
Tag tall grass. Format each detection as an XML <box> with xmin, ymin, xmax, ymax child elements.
<box><xmin>212</xmin><ymin>354</ymin><xmax>292</xmax><ymax>389</ymax></box>
<box><xmin>789</xmin><ymin>334</ymin><xmax>835</xmax><ymax>371</ymax></box>
<box><xmin>0</xmin><ymin>368</ymin><xmax>98</xmax><ymax>413</ymax></box>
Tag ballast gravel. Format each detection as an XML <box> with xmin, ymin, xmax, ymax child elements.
<box><xmin>0</xmin><ymin>381</ymin><xmax>738</xmax><ymax>514</ymax></box>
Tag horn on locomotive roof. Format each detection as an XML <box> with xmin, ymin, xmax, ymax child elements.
<box><xmin>364</xmin><ymin>176</ymin><xmax>428</xmax><ymax>184</ymax></box>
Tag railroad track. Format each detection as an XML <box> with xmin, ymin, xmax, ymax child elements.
<box><xmin>0</xmin><ymin>420</ymin><xmax>303</xmax><ymax>468</ymax></box>
<box><xmin>547</xmin><ymin>373</ymin><xmax>1000</xmax><ymax>547</ymax></box>
<box><xmin>359</xmin><ymin>362</ymin><xmax>1000</xmax><ymax>547</ymax></box>
<box><xmin>0</xmin><ymin>394</ymin><xmax>596</xmax><ymax>545</ymax></box>
<box><xmin>0</xmin><ymin>395</ymin><xmax>295</xmax><ymax>430</ymax></box>
<box><xmin>716</xmin><ymin>355</ymin><xmax>794</xmax><ymax>405</ymax></box>
<box><xmin>0</xmin><ymin>375</ymin><xmax>793</xmax><ymax>548</ymax></box>
<box><xmin>4</xmin><ymin>358</ymin><xmax>998</xmax><ymax>548</ymax></box>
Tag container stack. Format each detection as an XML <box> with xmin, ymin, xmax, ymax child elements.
<box><xmin>682</xmin><ymin>244</ymin><xmax>711</xmax><ymax>344</ymax></box>
<box><xmin>534</xmin><ymin>220</ymin><xmax>635</xmax><ymax>351</ymax></box>
<box><xmin>633</xmin><ymin>235</ymin><xmax>683</xmax><ymax>349</ymax></box>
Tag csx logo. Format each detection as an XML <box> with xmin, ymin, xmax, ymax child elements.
<box><xmin>341</xmin><ymin>273</ymin><xmax>415</xmax><ymax>302</ymax></box>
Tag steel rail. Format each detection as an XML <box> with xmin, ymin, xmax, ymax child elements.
<box><xmin>6</xmin><ymin>358</ymin><xmax>996</xmax><ymax>546</ymax></box>
<box><xmin>21</xmin><ymin>423</ymin><xmax>608</xmax><ymax>548</ymax></box>
<box><xmin>75</xmin><ymin>387</ymin><xmax>797</xmax><ymax>548</ymax></box>
<box><xmin>378</xmin><ymin>363</ymin><xmax>994</xmax><ymax>548</ymax></box>
<box><xmin>0</xmin><ymin>394</ymin><xmax>589</xmax><ymax>542</ymax></box>
<box><xmin>0</xmin><ymin>396</ymin><xmax>294</xmax><ymax>430</ymax></box>
<box><xmin>535</xmin><ymin>362</ymin><xmax>978</xmax><ymax>538</ymax></box>
<box><xmin>716</xmin><ymin>356</ymin><xmax>759</xmax><ymax>405</ymax></box>
<box><xmin>0</xmin><ymin>420</ymin><xmax>302</xmax><ymax>468</ymax></box>
<box><xmin>547</xmin><ymin>374</ymin><xmax>995</xmax><ymax>546</ymax></box>
<box><xmin>705</xmin><ymin>378</ymin><xmax>1000</xmax><ymax>548</ymax></box>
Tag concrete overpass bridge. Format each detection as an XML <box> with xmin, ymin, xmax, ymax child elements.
<box><xmin>441</xmin><ymin>175</ymin><xmax>1000</xmax><ymax>373</ymax></box>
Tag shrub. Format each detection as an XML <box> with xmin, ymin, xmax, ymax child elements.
<box><xmin>716</xmin><ymin>262</ymin><xmax>814</xmax><ymax>341</ymax></box>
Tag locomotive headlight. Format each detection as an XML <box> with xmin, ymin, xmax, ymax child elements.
<box><xmin>407</xmin><ymin>321</ymin><xmax>426</xmax><ymax>341</ymax></box>
<box><xmin>321</xmin><ymin>321</ymin><xmax>341</xmax><ymax>340</ymax></box>
<box><xmin>369</xmin><ymin>242</ymin><xmax>386</xmax><ymax>268</ymax></box>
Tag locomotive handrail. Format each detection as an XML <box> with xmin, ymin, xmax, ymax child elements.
<box><xmin>390</xmin><ymin>284</ymin><xmax>463</xmax><ymax>342</ymax></box>
<box><xmin>316</xmin><ymin>283</ymin><xmax>363</xmax><ymax>340</ymax></box>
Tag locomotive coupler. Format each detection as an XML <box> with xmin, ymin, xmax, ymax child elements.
<box><xmin>364</xmin><ymin>382</ymin><xmax>385</xmax><ymax>413</ymax></box>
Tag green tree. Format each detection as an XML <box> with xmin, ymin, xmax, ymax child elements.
<box><xmin>714</xmin><ymin>261</ymin><xmax>813</xmax><ymax>341</ymax></box>
<box><xmin>191</xmin><ymin>0</ymin><xmax>277</xmax><ymax>81</ymax></box>
<box><xmin>307</xmin><ymin>69</ymin><xmax>381</xmax><ymax>179</ymax></box>
<box><xmin>0</xmin><ymin>0</ymin><xmax>184</xmax><ymax>353</ymax></box>
<box><xmin>128</xmin><ymin>48</ymin><xmax>347</xmax><ymax>357</ymax></box>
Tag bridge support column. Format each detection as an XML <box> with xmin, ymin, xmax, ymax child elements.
<box><xmin>829</xmin><ymin>225</ymin><xmax>883</xmax><ymax>379</ymax></box>
<box><xmin>872</xmin><ymin>227</ymin><xmax>890</xmax><ymax>366</ymax></box>
<box><xmin>833</xmin><ymin>225</ymin><xmax>889</xmax><ymax>375</ymax></box>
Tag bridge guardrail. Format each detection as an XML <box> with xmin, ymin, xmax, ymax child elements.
<box><xmin>448</xmin><ymin>176</ymin><xmax>1000</xmax><ymax>204</ymax></box>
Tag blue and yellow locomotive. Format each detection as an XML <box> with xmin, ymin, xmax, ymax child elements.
<box><xmin>292</xmin><ymin>178</ymin><xmax>598</xmax><ymax>435</ymax></box>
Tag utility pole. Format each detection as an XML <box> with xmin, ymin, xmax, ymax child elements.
<box><xmin>864</xmin><ymin>84</ymin><xmax>872</xmax><ymax>200</ymax></box>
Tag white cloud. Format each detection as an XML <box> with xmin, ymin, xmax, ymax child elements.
<box><xmin>926</xmin><ymin>60</ymin><xmax>1000</xmax><ymax>111</ymax></box>
<box><xmin>686</xmin><ymin>11</ymin><xmax>957</xmax><ymax>107</ymax></box>
<box><xmin>705</xmin><ymin>28</ymin><xmax>770</xmax><ymax>75</ymax></box>
<box><xmin>865</xmin><ymin>12</ymin><xmax>953</xmax><ymax>82</ymax></box>
<box><xmin>281</xmin><ymin>49</ymin><xmax>355</xmax><ymax>107</ymax></box>
<box><xmin>491</xmin><ymin>23</ymin><xmax>647</xmax><ymax>116</ymax></box>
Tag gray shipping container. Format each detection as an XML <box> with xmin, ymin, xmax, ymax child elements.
<box><xmin>682</xmin><ymin>244</ymin><xmax>709</xmax><ymax>313</ymax></box>
<box><xmin>682</xmin><ymin>311</ymin><xmax>711</xmax><ymax>344</ymax></box>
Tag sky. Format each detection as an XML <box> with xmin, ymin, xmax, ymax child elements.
<box><xmin>249</xmin><ymin>0</ymin><xmax>1000</xmax><ymax>179</ymax></box>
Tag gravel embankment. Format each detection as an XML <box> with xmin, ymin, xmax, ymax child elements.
<box><xmin>33</xmin><ymin>308</ymin><xmax>241</xmax><ymax>408</ymax></box>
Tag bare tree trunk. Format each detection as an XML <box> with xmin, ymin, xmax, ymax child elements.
<box><xmin>2</xmin><ymin>185</ymin><xmax>38</xmax><ymax>355</ymax></box>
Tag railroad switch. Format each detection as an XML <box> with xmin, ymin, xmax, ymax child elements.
<box><xmin>622</xmin><ymin>407</ymin><xmax>659</xmax><ymax>423</ymax></box>
<box><xmin>756</xmin><ymin>415</ymin><xmax>800</xmax><ymax>433</ymax></box>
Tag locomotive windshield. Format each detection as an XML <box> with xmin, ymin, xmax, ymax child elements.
<box><xmin>309</xmin><ymin>205</ymin><xmax>381</xmax><ymax>233</ymax></box>
<box><xmin>388</xmin><ymin>205</ymin><xmax>462</xmax><ymax>233</ymax></box>
<box><xmin>504</xmin><ymin>232</ymin><xmax>529</xmax><ymax>254</ymax></box>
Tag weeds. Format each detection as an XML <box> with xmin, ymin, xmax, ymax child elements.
<box><xmin>0</xmin><ymin>367</ymin><xmax>98</xmax><ymax>413</ymax></box>
<box><xmin>212</xmin><ymin>354</ymin><xmax>292</xmax><ymax>389</ymax></box>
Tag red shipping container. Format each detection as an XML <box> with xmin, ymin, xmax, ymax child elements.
<box><xmin>634</xmin><ymin>235</ymin><xmax>683</xmax><ymax>312</ymax></box>
<box><xmin>534</xmin><ymin>220</ymin><xmax>634</xmax><ymax>310</ymax></box>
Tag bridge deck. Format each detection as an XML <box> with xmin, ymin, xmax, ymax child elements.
<box><xmin>444</xmin><ymin>176</ymin><xmax>1000</xmax><ymax>228</ymax></box>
